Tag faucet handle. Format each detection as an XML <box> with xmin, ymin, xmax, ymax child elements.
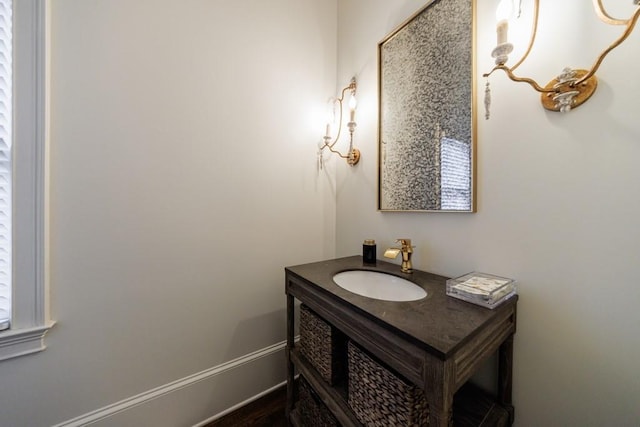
<box><xmin>396</xmin><ymin>238</ymin><xmax>412</xmax><ymax>249</ymax></box>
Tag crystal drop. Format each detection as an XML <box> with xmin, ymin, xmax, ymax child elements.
<box><xmin>484</xmin><ymin>80</ymin><xmax>491</xmax><ymax>120</ymax></box>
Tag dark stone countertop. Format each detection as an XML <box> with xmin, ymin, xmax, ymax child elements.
<box><xmin>285</xmin><ymin>255</ymin><xmax>518</xmax><ymax>358</ymax></box>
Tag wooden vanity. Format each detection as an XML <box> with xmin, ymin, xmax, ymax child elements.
<box><xmin>285</xmin><ymin>256</ymin><xmax>518</xmax><ymax>426</ymax></box>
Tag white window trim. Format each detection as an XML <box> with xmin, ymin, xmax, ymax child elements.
<box><xmin>0</xmin><ymin>0</ymin><xmax>53</xmax><ymax>362</ymax></box>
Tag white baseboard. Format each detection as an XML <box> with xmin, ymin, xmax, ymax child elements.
<box><xmin>53</xmin><ymin>340</ymin><xmax>287</xmax><ymax>427</ymax></box>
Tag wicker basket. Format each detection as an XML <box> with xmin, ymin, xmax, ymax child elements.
<box><xmin>348</xmin><ymin>341</ymin><xmax>429</xmax><ymax>426</ymax></box>
<box><xmin>299</xmin><ymin>376</ymin><xmax>339</xmax><ymax>427</ymax></box>
<box><xmin>300</xmin><ymin>304</ymin><xmax>347</xmax><ymax>385</ymax></box>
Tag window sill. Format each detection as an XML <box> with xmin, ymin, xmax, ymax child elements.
<box><xmin>0</xmin><ymin>321</ymin><xmax>55</xmax><ymax>362</ymax></box>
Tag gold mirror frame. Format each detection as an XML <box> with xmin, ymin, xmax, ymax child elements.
<box><xmin>378</xmin><ymin>0</ymin><xmax>477</xmax><ymax>212</ymax></box>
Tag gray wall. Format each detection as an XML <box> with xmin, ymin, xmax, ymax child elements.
<box><xmin>336</xmin><ymin>1</ymin><xmax>640</xmax><ymax>426</ymax></box>
<box><xmin>0</xmin><ymin>1</ymin><xmax>338</xmax><ymax>425</ymax></box>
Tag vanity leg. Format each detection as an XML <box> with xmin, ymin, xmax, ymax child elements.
<box><xmin>424</xmin><ymin>359</ymin><xmax>454</xmax><ymax>427</ymax></box>
<box><xmin>429</xmin><ymin>406</ymin><xmax>453</xmax><ymax>427</ymax></box>
<box><xmin>285</xmin><ymin>293</ymin><xmax>295</xmax><ymax>426</ymax></box>
<box><xmin>498</xmin><ymin>334</ymin><xmax>515</xmax><ymax>425</ymax></box>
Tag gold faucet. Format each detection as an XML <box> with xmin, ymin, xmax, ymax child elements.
<box><xmin>383</xmin><ymin>239</ymin><xmax>414</xmax><ymax>273</ymax></box>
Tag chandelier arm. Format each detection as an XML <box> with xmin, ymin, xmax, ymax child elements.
<box><xmin>327</xmin><ymin>96</ymin><xmax>344</xmax><ymax>149</ymax></box>
<box><xmin>483</xmin><ymin>64</ymin><xmax>553</xmax><ymax>93</ymax></box>
<box><xmin>324</xmin><ymin>144</ymin><xmax>350</xmax><ymax>159</ymax></box>
<box><xmin>510</xmin><ymin>0</ymin><xmax>540</xmax><ymax>72</ymax></box>
<box><xmin>592</xmin><ymin>0</ymin><xmax>634</xmax><ymax>25</ymax></box>
<box><xmin>321</xmin><ymin>90</ymin><xmax>344</xmax><ymax>151</ymax></box>
<box><xmin>576</xmin><ymin>7</ymin><xmax>640</xmax><ymax>85</ymax></box>
<box><xmin>321</xmin><ymin>79</ymin><xmax>358</xmax><ymax>157</ymax></box>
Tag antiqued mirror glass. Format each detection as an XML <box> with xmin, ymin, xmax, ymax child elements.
<box><xmin>378</xmin><ymin>0</ymin><xmax>476</xmax><ymax>212</ymax></box>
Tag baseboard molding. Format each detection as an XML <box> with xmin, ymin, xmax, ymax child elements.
<box><xmin>53</xmin><ymin>340</ymin><xmax>287</xmax><ymax>427</ymax></box>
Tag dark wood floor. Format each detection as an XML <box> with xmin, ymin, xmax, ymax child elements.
<box><xmin>205</xmin><ymin>384</ymin><xmax>287</xmax><ymax>427</ymax></box>
<box><xmin>204</xmin><ymin>380</ymin><xmax>508</xmax><ymax>426</ymax></box>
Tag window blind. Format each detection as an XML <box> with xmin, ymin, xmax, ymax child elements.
<box><xmin>440</xmin><ymin>137</ymin><xmax>471</xmax><ymax>211</ymax></box>
<box><xmin>0</xmin><ymin>0</ymin><xmax>11</xmax><ymax>331</ymax></box>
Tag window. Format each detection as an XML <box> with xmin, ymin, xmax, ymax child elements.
<box><xmin>440</xmin><ymin>137</ymin><xmax>471</xmax><ymax>211</ymax></box>
<box><xmin>0</xmin><ymin>0</ymin><xmax>12</xmax><ymax>333</ymax></box>
<box><xmin>0</xmin><ymin>0</ymin><xmax>53</xmax><ymax>362</ymax></box>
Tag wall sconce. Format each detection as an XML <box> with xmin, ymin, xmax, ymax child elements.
<box><xmin>318</xmin><ymin>77</ymin><xmax>360</xmax><ymax>169</ymax></box>
<box><xmin>483</xmin><ymin>0</ymin><xmax>640</xmax><ymax>117</ymax></box>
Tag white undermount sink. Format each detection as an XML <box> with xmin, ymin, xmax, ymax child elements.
<box><xmin>332</xmin><ymin>270</ymin><xmax>427</xmax><ymax>302</ymax></box>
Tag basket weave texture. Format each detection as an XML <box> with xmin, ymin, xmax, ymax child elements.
<box><xmin>299</xmin><ymin>376</ymin><xmax>339</xmax><ymax>427</ymax></box>
<box><xmin>300</xmin><ymin>304</ymin><xmax>346</xmax><ymax>385</ymax></box>
<box><xmin>348</xmin><ymin>341</ymin><xmax>429</xmax><ymax>426</ymax></box>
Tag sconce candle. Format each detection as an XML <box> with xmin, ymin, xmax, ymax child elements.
<box><xmin>495</xmin><ymin>0</ymin><xmax>513</xmax><ymax>45</ymax></box>
<box><xmin>349</xmin><ymin>93</ymin><xmax>357</xmax><ymax>122</ymax></box>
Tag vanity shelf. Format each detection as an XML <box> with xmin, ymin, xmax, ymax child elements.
<box><xmin>292</xmin><ymin>349</ymin><xmax>362</xmax><ymax>427</ymax></box>
<box><xmin>285</xmin><ymin>256</ymin><xmax>518</xmax><ymax>427</ymax></box>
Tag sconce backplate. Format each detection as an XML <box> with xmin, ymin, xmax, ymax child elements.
<box><xmin>540</xmin><ymin>69</ymin><xmax>598</xmax><ymax>112</ymax></box>
<box><xmin>347</xmin><ymin>149</ymin><xmax>361</xmax><ymax>166</ymax></box>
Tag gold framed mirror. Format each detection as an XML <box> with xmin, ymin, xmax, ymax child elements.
<box><xmin>378</xmin><ymin>0</ymin><xmax>476</xmax><ymax>212</ymax></box>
